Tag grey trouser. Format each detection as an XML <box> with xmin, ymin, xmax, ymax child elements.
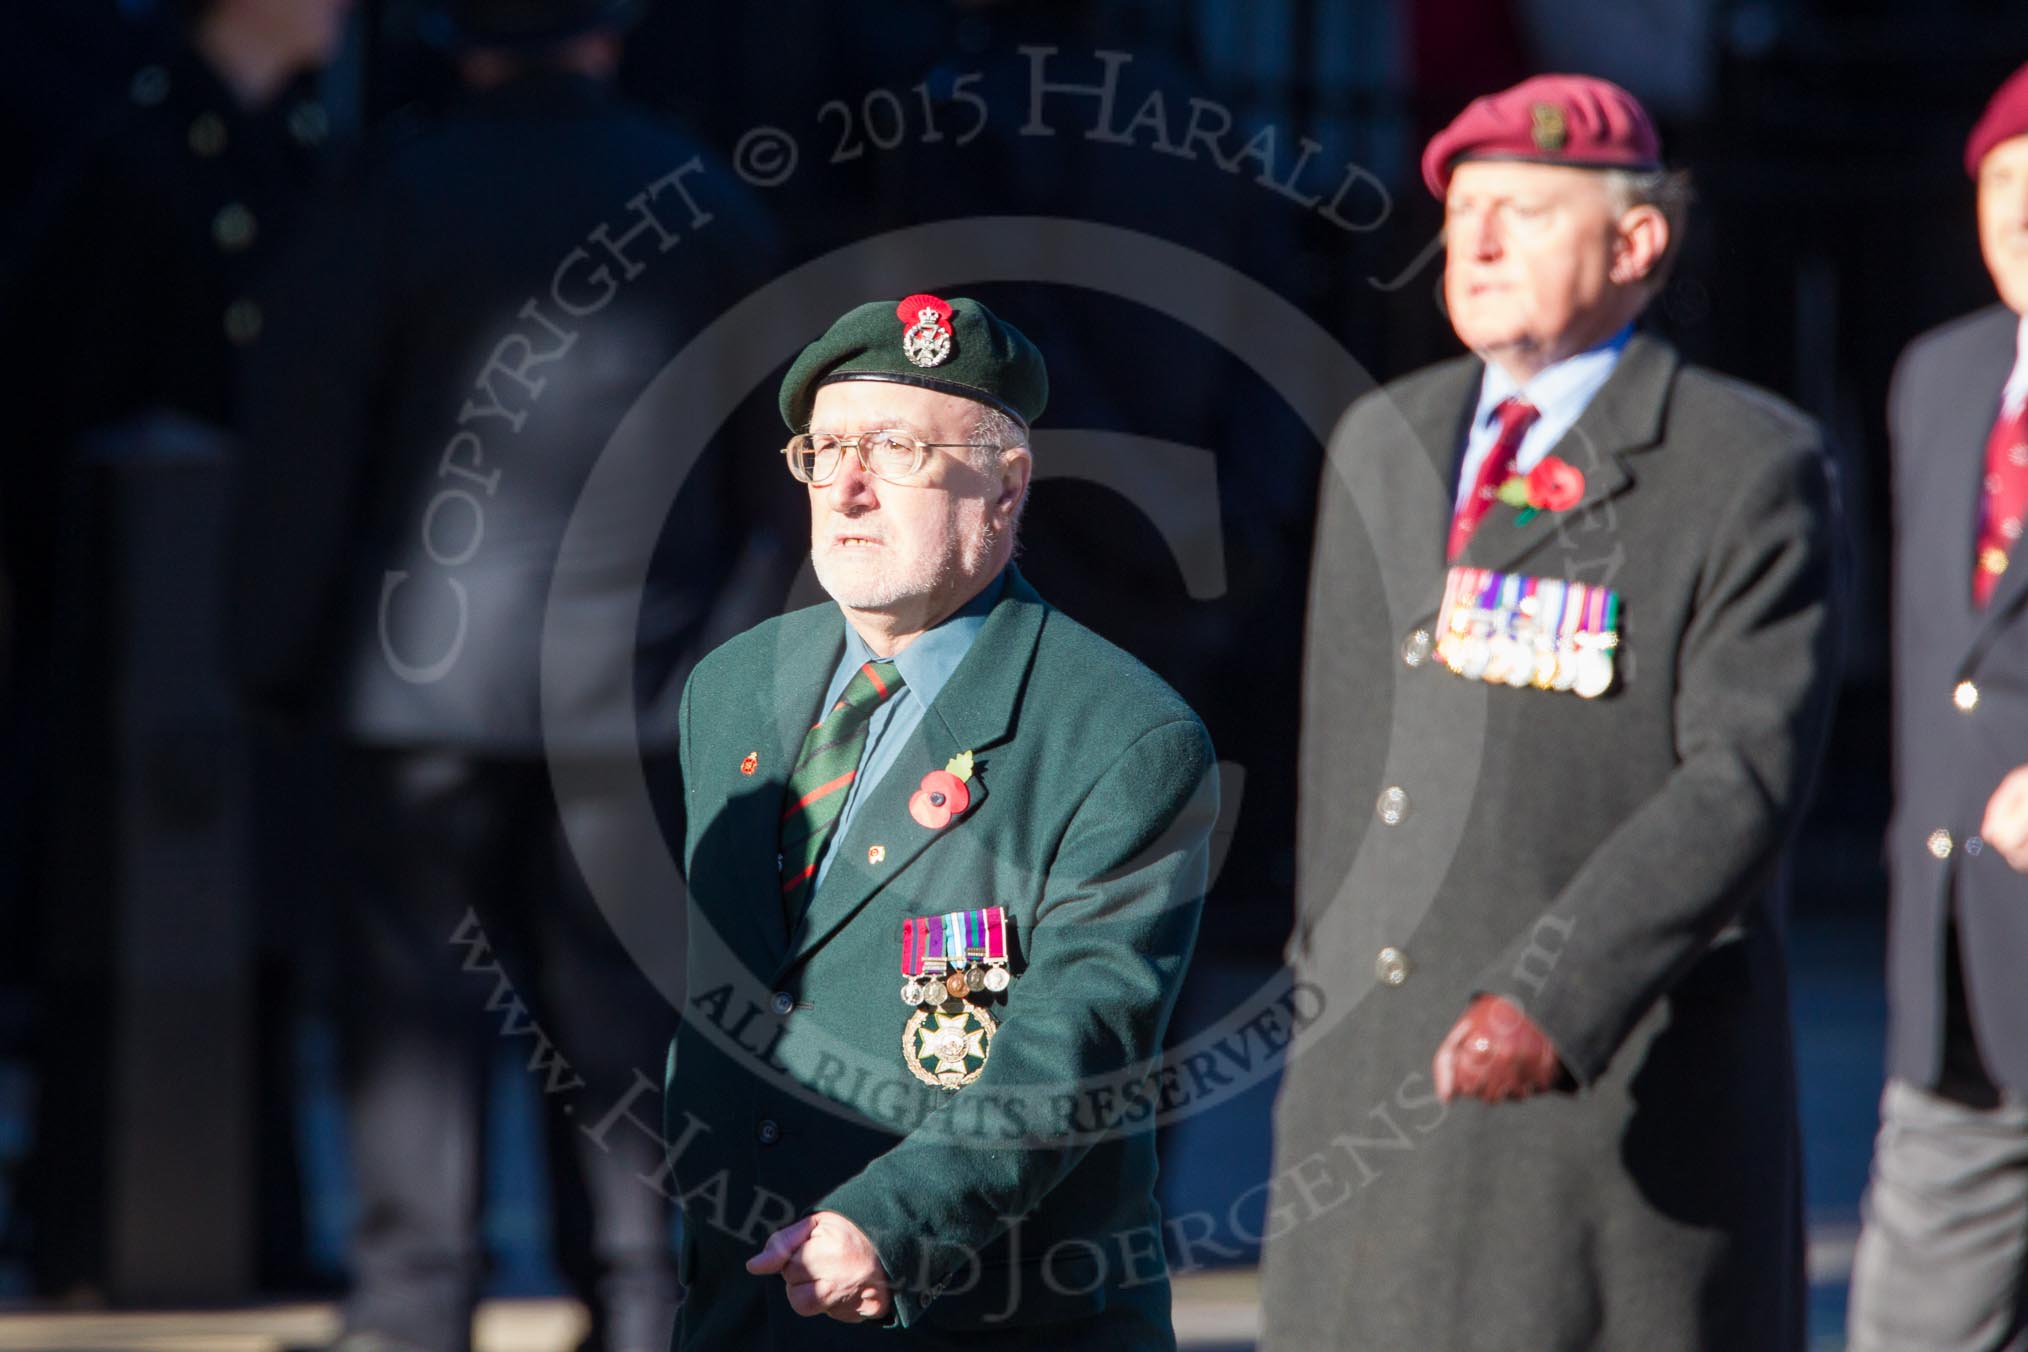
<box><xmin>1849</xmin><ymin>1078</ymin><xmax>2028</xmax><ymax>1351</ymax></box>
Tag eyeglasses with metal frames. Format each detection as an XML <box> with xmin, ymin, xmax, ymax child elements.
<box><xmin>781</xmin><ymin>430</ymin><xmax>1000</xmax><ymax>486</ymax></box>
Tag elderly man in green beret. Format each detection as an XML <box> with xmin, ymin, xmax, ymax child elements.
<box><xmin>662</xmin><ymin>293</ymin><xmax>1218</xmax><ymax>1349</ymax></box>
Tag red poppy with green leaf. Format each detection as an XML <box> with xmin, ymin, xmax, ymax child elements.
<box><xmin>909</xmin><ymin>750</ymin><xmax>976</xmax><ymax>830</ymax></box>
<box><xmin>1496</xmin><ymin>455</ymin><xmax>1587</xmax><ymax>524</ymax></box>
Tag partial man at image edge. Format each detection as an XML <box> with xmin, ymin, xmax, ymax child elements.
<box><xmin>1262</xmin><ymin>74</ymin><xmax>1845</xmax><ymax>1351</ymax></box>
<box><xmin>1847</xmin><ymin>58</ymin><xmax>2028</xmax><ymax>1352</ymax></box>
<box><xmin>664</xmin><ymin>293</ymin><xmax>1217</xmax><ymax>1350</ymax></box>
<box><xmin>229</xmin><ymin>2</ymin><xmax>789</xmax><ymax>1348</ymax></box>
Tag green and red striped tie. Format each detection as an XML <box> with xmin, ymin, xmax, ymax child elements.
<box><xmin>779</xmin><ymin>659</ymin><xmax>905</xmax><ymax>919</ymax></box>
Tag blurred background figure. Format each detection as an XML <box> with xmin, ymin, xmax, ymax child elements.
<box><xmin>229</xmin><ymin>1</ymin><xmax>788</xmax><ymax>1348</ymax></box>
<box><xmin>1267</xmin><ymin>73</ymin><xmax>1843</xmax><ymax>1352</ymax></box>
<box><xmin>2</xmin><ymin>0</ymin><xmax>348</xmax><ymax>643</ymax></box>
<box><xmin>0</xmin><ymin>0</ymin><xmax>350</xmax><ymax>1300</ymax></box>
<box><xmin>1848</xmin><ymin>59</ymin><xmax>2028</xmax><ymax>1352</ymax></box>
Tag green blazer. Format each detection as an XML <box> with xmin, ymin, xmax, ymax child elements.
<box><xmin>666</xmin><ymin>568</ymin><xmax>1216</xmax><ymax>1351</ymax></box>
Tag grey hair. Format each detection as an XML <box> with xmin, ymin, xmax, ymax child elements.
<box><xmin>967</xmin><ymin>404</ymin><xmax>1029</xmax><ymax>466</ymax></box>
<box><xmin>968</xmin><ymin>403</ymin><xmax>1031</xmax><ymax>535</ymax></box>
<box><xmin>1601</xmin><ymin>166</ymin><xmax>1694</xmax><ymax>291</ymax></box>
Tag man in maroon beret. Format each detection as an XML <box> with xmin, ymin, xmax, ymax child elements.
<box><xmin>1847</xmin><ymin>59</ymin><xmax>2028</xmax><ymax>1352</ymax></box>
<box><xmin>1261</xmin><ymin>73</ymin><xmax>1844</xmax><ymax>1350</ymax></box>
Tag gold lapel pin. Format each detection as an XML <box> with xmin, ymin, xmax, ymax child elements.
<box><xmin>868</xmin><ymin>844</ymin><xmax>887</xmax><ymax>865</ymax></box>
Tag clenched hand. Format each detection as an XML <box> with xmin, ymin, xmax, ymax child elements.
<box><xmin>747</xmin><ymin>1210</ymin><xmax>892</xmax><ymax>1322</ymax></box>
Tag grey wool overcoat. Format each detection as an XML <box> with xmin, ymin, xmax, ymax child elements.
<box><xmin>1259</xmin><ymin>334</ymin><xmax>1845</xmax><ymax>1351</ymax></box>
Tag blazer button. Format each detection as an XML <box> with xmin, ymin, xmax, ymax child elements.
<box><xmin>1376</xmin><ymin>946</ymin><xmax>1411</xmax><ymax>986</ymax></box>
<box><xmin>757</xmin><ymin>1119</ymin><xmax>781</xmax><ymax>1146</ymax></box>
<box><xmin>771</xmin><ymin>991</ymin><xmax>795</xmax><ymax>1017</ymax></box>
<box><xmin>1401</xmin><ymin>628</ymin><xmax>1434</xmax><ymax>668</ymax></box>
<box><xmin>1376</xmin><ymin>786</ymin><xmax>1410</xmax><ymax>826</ymax></box>
<box><xmin>1927</xmin><ymin>829</ymin><xmax>1954</xmax><ymax>860</ymax></box>
<box><xmin>1954</xmin><ymin>681</ymin><xmax>1980</xmax><ymax>712</ymax></box>
<box><xmin>187</xmin><ymin>111</ymin><xmax>227</xmax><ymax>157</ymax></box>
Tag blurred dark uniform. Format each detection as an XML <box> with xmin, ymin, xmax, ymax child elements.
<box><xmin>231</xmin><ymin>4</ymin><xmax>787</xmax><ymax>1348</ymax></box>
<box><xmin>0</xmin><ymin>33</ymin><xmax>333</xmax><ymax>1292</ymax></box>
<box><xmin>3</xmin><ymin>43</ymin><xmax>331</xmax><ymax>624</ymax></box>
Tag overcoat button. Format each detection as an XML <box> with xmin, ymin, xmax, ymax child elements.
<box><xmin>213</xmin><ymin>202</ymin><xmax>257</xmax><ymax>252</ymax></box>
<box><xmin>1376</xmin><ymin>786</ymin><xmax>1410</xmax><ymax>826</ymax></box>
<box><xmin>1927</xmin><ymin>829</ymin><xmax>1954</xmax><ymax>860</ymax></box>
<box><xmin>288</xmin><ymin>101</ymin><xmax>330</xmax><ymax>145</ymax></box>
<box><xmin>1376</xmin><ymin>946</ymin><xmax>1411</xmax><ymax>986</ymax></box>
<box><xmin>223</xmin><ymin>298</ymin><xmax>263</xmax><ymax>345</ymax></box>
<box><xmin>130</xmin><ymin>65</ymin><xmax>170</xmax><ymax>107</ymax></box>
<box><xmin>188</xmin><ymin>112</ymin><xmax>228</xmax><ymax>157</ymax></box>
<box><xmin>1954</xmin><ymin>681</ymin><xmax>1979</xmax><ymax>712</ymax></box>
<box><xmin>757</xmin><ymin>1119</ymin><xmax>781</xmax><ymax>1146</ymax></box>
<box><xmin>1401</xmin><ymin>629</ymin><xmax>1434</xmax><ymax>668</ymax></box>
<box><xmin>770</xmin><ymin>991</ymin><xmax>795</xmax><ymax>1016</ymax></box>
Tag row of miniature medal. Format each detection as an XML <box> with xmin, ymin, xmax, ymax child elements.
<box><xmin>900</xmin><ymin>907</ymin><xmax>1012</xmax><ymax>1006</ymax></box>
<box><xmin>1435</xmin><ymin>566</ymin><xmax>1621</xmax><ymax>699</ymax></box>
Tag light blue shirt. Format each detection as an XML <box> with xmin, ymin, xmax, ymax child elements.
<box><xmin>811</xmin><ymin>570</ymin><xmax>1005</xmax><ymax>888</ymax></box>
<box><xmin>1454</xmin><ymin>326</ymin><xmax>1633</xmax><ymax>509</ymax></box>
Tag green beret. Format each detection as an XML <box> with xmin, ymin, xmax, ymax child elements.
<box><xmin>778</xmin><ymin>293</ymin><xmax>1049</xmax><ymax>431</ymax></box>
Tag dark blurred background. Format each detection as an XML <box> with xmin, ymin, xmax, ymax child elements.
<box><xmin>1</xmin><ymin>0</ymin><xmax>2024</xmax><ymax>1346</ymax></box>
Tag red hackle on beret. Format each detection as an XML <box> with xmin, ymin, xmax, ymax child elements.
<box><xmin>1421</xmin><ymin>74</ymin><xmax>1662</xmax><ymax>198</ymax></box>
<box><xmin>1967</xmin><ymin>62</ymin><xmax>2028</xmax><ymax>179</ymax></box>
<box><xmin>896</xmin><ymin>292</ymin><xmax>952</xmax><ymax>329</ymax></box>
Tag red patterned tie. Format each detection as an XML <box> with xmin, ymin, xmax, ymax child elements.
<box><xmin>1449</xmin><ymin>397</ymin><xmax>1540</xmax><ymax>560</ymax></box>
<box><xmin>1974</xmin><ymin>400</ymin><xmax>2028</xmax><ymax>608</ymax></box>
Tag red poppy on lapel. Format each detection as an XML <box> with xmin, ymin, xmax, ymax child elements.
<box><xmin>909</xmin><ymin>768</ymin><xmax>972</xmax><ymax>830</ymax></box>
<box><xmin>1526</xmin><ymin>456</ymin><xmax>1586</xmax><ymax>512</ymax></box>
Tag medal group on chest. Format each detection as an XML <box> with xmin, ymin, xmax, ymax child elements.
<box><xmin>899</xmin><ymin>907</ymin><xmax>1013</xmax><ymax>1090</ymax></box>
<box><xmin>1435</xmin><ymin>566</ymin><xmax>1621</xmax><ymax>698</ymax></box>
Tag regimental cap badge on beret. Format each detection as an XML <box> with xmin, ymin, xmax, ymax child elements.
<box><xmin>778</xmin><ymin>293</ymin><xmax>1050</xmax><ymax>431</ymax></box>
<box><xmin>898</xmin><ymin>293</ymin><xmax>954</xmax><ymax>368</ymax></box>
<box><xmin>1530</xmin><ymin>102</ymin><xmax>1567</xmax><ymax>152</ymax></box>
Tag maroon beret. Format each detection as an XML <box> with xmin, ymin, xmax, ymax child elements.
<box><xmin>1421</xmin><ymin>74</ymin><xmax>1663</xmax><ymax>199</ymax></box>
<box><xmin>1966</xmin><ymin>62</ymin><xmax>2028</xmax><ymax>179</ymax></box>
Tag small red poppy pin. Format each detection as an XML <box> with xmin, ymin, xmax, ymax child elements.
<box><xmin>739</xmin><ymin>751</ymin><xmax>758</xmax><ymax>776</ymax></box>
<box><xmin>909</xmin><ymin>750</ymin><xmax>975</xmax><ymax>830</ymax></box>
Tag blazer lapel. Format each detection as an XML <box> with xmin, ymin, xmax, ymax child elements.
<box><xmin>1376</xmin><ymin>360</ymin><xmax>1480</xmax><ymax>627</ymax></box>
<box><xmin>1460</xmin><ymin>334</ymin><xmax>1672</xmax><ymax>579</ymax></box>
<box><xmin>1956</xmin><ymin>318</ymin><xmax>2025</xmax><ymax>649</ymax></box>
<box><xmin>719</xmin><ymin>606</ymin><xmax>842</xmax><ymax>963</ymax></box>
<box><xmin>1974</xmin><ymin>531</ymin><xmax>2028</xmax><ymax>651</ymax></box>
<box><xmin>771</xmin><ymin>571</ymin><xmax>1045</xmax><ymax>981</ymax></box>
